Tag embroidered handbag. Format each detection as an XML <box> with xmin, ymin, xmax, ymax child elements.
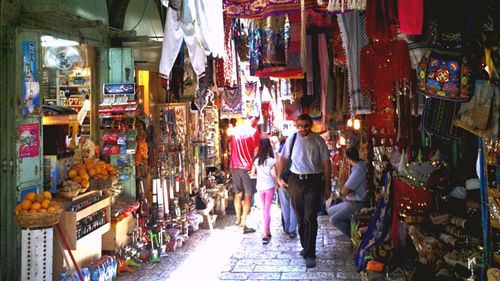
<box><xmin>417</xmin><ymin>32</ymin><xmax>475</xmax><ymax>102</ymax></box>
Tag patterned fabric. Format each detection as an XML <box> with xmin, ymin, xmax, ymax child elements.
<box><xmin>224</xmin><ymin>0</ymin><xmax>325</xmax><ymax>19</ymax></box>
<box><xmin>422</xmin><ymin>97</ymin><xmax>460</xmax><ymax>140</ymax></box>
<box><xmin>354</xmin><ymin>173</ymin><xmax>393</xmax><ymax>272</ymax></box>
<box><xmin>337</xmin><ymin>11</ymin><xmax>371</xmax><ymax>114</ymax></box>
<box><xmin>416</xmin><ymin>28</ymin><xmax>480</xmax><ymax>102</ymax></box>
<box><xmin>453</xmin><ymin>80</ymin><xmax>498</xmax><ymax>137</ymax></box>
<box><xmin>220</xmin><ymin>88</ymin><xmax>243</xmax><ymax>118</ymax></box>
<box><xmin>318</xmin><ymin>0</ymin><xmax>366</xmax><ymax>12</ymax></box>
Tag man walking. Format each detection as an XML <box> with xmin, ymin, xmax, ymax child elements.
<box><xmin>276</xmin><ymin>114</ymin><xmax>331</xmax><ymax>268</ymax></box>
<box><xmin>228</xmin><ymin>115</ymin><xmax>260</xmax><ymax>233</ymax></box>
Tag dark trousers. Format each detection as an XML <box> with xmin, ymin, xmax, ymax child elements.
<box><xmin>287</xmin><ymin>173</ymin><xmax>323</xmax><ymax>258</ymax></box>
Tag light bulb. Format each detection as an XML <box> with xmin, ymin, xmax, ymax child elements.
<box><xmin>347</xmin><ymin>118</ymin><xmax>353</xmax><ymax>127</ymax></box>
<box><xmin>353</xmin><ymin>119</ymin><xmax>361</xmax><ymax>130</ymax></box>
<box><xmin>339</xmin><ymin>136</ymin><xmax>346</xmax><ymax>146</ymax></box>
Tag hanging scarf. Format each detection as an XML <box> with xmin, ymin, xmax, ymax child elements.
<box><xmin>397</xmin><ymin>0</ymin><xmax>423</xmax><ymax>35</ymax></box>
<box><xmin>220</xmin><ymin>87</ymin><xmax>243</xmax><ymax>118</ymax></box>
<box><xmin>337</xmin><ymin>11</ymin><xmax>371</xmax><ymax>114</ymax></box>
<box><xmin>355</xmin><ymin>172</ymin><xmax>393</xmax><ymax>272</ymax></box>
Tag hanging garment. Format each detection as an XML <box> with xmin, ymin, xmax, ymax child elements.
<box><xmin>318</xmin><ymin>0</ymin><xmax>366</xmax><ymax>12</ymax></box>
<box><xmin>364</xmin><ymin>0</ymin><xmax>398</xmax><ymax>43</ymax></box>
<box><xmin>193</xmin><ymin>0</ymin><xmax>224</xmax><ymax>58</ymax></box>
<box><xmin>397</xmin><ymin>0</ymin><xmax>423</xmax><ymax>35</ymax></box>
<box><xmin>159</xmin><ymin>7</ymin><xmax>207</xmax><ymax>78</ymax></box>
<box><xmin>422</xmin><ymin>97</ymin><xmax>460</xmax><ymax>140</ymax></box>
<box><xmin>223</xmin><ymin>0</ymin><xmax>324</xmax><ymax>19</ymax></box>
<box><xmin>453</xmin><ymin>80</ymin><xmax>499</xmax><ymax>138</ymax></box>
<box><xmin>337</xmin><ymin>11</ymin><xmax>371</xmax><ymax>114</ymax></box>
<box><xmin>220</xmin><ymin>87</ymin><xmax>243</xmax><ymax>118</ymax></box>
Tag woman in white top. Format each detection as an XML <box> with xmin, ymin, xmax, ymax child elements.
<box><xmin>251</xmin><ymin>138</ymin><xmax>277</xmax><ymax>244</ymax></box>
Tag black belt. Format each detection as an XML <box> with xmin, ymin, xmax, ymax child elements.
<box><xmin>291</xmin><ymin>173</ymin><xmax>322</xmax><ymax>180</ymax></box>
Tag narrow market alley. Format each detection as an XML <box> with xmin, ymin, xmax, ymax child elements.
<box><xmin>115</xmin><ymin>204</ymin><xmax>359</xmax><ymax>281</ymax></box>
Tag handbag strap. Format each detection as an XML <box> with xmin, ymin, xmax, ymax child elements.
<box><xmin>289</xmin><ymin>133</ymin><xmax>297</xmax><ymax>163</ymax></box>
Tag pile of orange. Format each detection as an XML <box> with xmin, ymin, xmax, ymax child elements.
<box><xmin>15</xmin><ymin>191</ymin><xmax>61</xmax><ymax>214</ymax></box>
<box><xmin>67</xmin><ymin>157</ymin><xmax>118</xmax><ymax>192</ymax></box>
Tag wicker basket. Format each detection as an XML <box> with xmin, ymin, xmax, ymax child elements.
<box><xmin>58</xmin><ymin>188</ymin><xmax>81</xmax><ymax>199</ymax></box>
<box><xmin>15</xmin><ymin>209</ymin><xmax>62</xmax><ymax>228</ymax></box>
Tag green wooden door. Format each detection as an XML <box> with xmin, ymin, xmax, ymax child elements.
<box><xmin>0</xmin><ymin>27</ymin><xmax>43</xmax><ymax>281</ymax></box>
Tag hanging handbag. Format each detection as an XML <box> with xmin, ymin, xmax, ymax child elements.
<box><xmin>281</xmin><ymin>133</ymin><xmax>297</xmax><ymax>183</ymax></box>
<box><xmin>417</xmin><ymin>32</ymin><xmax>476</xmax><ymax>102</ymax></box>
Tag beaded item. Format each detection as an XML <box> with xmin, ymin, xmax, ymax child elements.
<box><xmin>417</xmin><ymin>32</ymin><xmax>474</xmax><ymax>102</ymax></box>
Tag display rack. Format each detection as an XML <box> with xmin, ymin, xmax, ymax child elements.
<box><xmin>98</xmin><ymin>95</ymin><xmax>138</xmax><ymax>198</ymax></box>
<box><xmin>203</xmin><ymin>106</ymin><xmax>221</xmax><ymax>167</ymax></box>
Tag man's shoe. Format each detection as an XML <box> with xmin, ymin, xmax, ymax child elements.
<box><xmin>305</xmin><ymin>257</ymin><xmax>316</xmax><ymax>268</ymax></box>
<box><xmin>300</xmin><ymin>249</ymin><xmax>306</xmax><ymax>258</ymax></box>
<box><xmin>288</xmin><ymin>232</ymin><xmax>297</xmax><ymax>239</ymax></box>
<box><xmin>243</xmin><ymin>227</ymin><xmax>256</xmax><ymax>234</ymax></box>
<box><xmin>262</xmin><ymin>236</ymin><xmax>270</xmax><ymax>244</ymax></box>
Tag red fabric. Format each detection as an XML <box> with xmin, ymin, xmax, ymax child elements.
<box><xmin>398</xmin><ymin>0</ymin><xmax>423</xmax><ymax>35</ymax></box>
<box><xmin>229</xmin><ymin>125</ymin><xmax>260</xmax><ymax>170</ymax></box>
<box><xmin>390</xmin><ymin>178</ymin><xmax>432</xmax><ymax>247</ymax></box>
<box><xmin>361</xmin><ymin>40</ymin><xmax>412</xmax><ymax>140</ymax></box>
<box><xmin>365</xmin><ymin>0</ymin><xmax>398</xmax><ymax>42</ymax></box>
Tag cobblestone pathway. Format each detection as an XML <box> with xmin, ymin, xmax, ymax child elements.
<box><xmin>116</xmin><ymin>204</ymin><xmax>360</xmax><ymax>281</ymax></box>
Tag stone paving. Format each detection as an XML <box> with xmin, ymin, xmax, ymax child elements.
<box><xmin>115</xmin><ymin>203</ymin><xmax>361</xmax><ymax>281</ymax></box>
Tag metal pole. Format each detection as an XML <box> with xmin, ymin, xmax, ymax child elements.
<box><xmin>478</xmin><ymin>137</ymin><xmax>491</xmax><ymax>281</ymax></box>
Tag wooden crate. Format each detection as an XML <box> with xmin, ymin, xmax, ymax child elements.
<box><xmin>57</xmin><ymin>191</ymin><xmax>111</xmax><ymax>250</ymax></box>
<box><xmin>102</xmin><ymin>214</ymin><xmax>135</xmax><ymax>252</ymax></box>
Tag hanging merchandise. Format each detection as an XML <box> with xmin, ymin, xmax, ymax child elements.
<box><xmin>223</xmin><ymin>0</ymin><xmax>325</xmax><ymax>19</ymax></box>
<box><xmin>220</xmin><ymin>87</ymin><xmax>243</xmax><ymax>118</ymax></box>
<box><xmin>453</xmin><ymin>80</ymin><xmax>499</xmax><ymax>138</ymax></box>
<box><xmin>317</xmin><ymin>0</ymin><xmax>366</xmax><ymax>12</ymax></box>
<box><xmin>159</xmin><ymin>7</ymin><xmax>207</xmax><ymax>79</ymax></box>
<box><xmin>337</xmin><ymin>11</ymin><xmax>371</xmax><ymax>114</ymax></box>
<box><xmin>422</xmin><ymin>97</ymin><xmax>460</xmax><ymax>140</ymax></box>
<box><xmin>397</xmin><ymin>0</ymin><xmax>423</xmax><ymax>35</ymax></box>
<box><xmin>416</xmin><ymin>32</ymin><xmax>476</xmax><ymax>102</ymax></box>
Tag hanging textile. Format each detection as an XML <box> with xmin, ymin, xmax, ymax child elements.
<box><xmin>317</xmin><ymin>0</ymin><xmax>366</xmax><ymax>12</ymax></box>
<box><xmin>361</xmin><ymin>40</ymin><xmax>412</xmax><ymax>143</ymax></box>
<box><xmin>355</xmin><ymin>173</ymin><xmax>393</xmax><ymax>272</ymax></box>
<box><xmin>193</xmin><ymin>0</ymin><xmax>225</xmax><ymax>57</ymax></box>
<box><xmin>422</xmin><ymin>97</ymin><xmax>460</xmax><ymax>140</ymax></box>
<box><xmin>223</xmin><ymin>0</ymin><xmax>325</xmax><ymax>19</ymax></box>
<box><xmin>337</xmin><ymin>11</ymin><xmax>371</xmax><ymax>114</ymax></box>
<box><xmin>397</xmin><ymin>0</ymin><xmax>423</xmax><ymax>35</ymax></box>
<box><xmin>220</xmin><ymin>87</ymin><xmax>243</xmax><ymax>118</ymax></box>
<box><xmin>331</xmin><ymin>16</ymin><xmax>346</xmax><ymax>66</ymax></box>
<box><xmin>453</xmin><ymin>80</ymin><xmax>499</xmax><ymax>138</ymax></box>
<box><xmin>160</xmin><ymin>7</ymin><xmax>207</xmax><ymax>78</ymax></box>
<box><xmin>364</xmin><ymin>0</ymin><xmax>398</xmax><ymax>43</ymax></box>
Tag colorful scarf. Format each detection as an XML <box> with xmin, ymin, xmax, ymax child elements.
<box><xmin>355</xmin><ymin>172</ymin><xmax>393</xmax><ymax>272</ymax></box>
<box><xmin>337</xmin><ymin>11</ymin><xmax>370</xmax><ymax>114</ymax></box>
<box><xmin>220</xmin><ymin>87</ymin><xmax>243</xmax><ymax>118</ymax></box>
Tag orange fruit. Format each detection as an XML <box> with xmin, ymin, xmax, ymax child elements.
<box><xmin>35</xmin><ymin>193</ymin><xmax>45</xmax><ymax>203</ymax></box>
<box><xmin>25</xmin><ymin>192</ymin><xmax>36</xmax><ymax>202</ymax></box>
<box><xmin>15</xmin><ymin>204</ymin><xmax>22</xmax><ymax>213</ymax></box>
<box><xmin>68</xmin><ymin>169</ymin><xmax>78</xmax><ymax>179</ymax></box>
<box><xmin>80</xmin><ymin>173</ymin><xmax>90</xmax><ymax>181</ymax></box>
<box><xmin>47</xmin><ymin>207</ymin><xmax>56</xmax><ymax>212</ymax></box>
<box><xmin>21</xmin><ymin>200</ymin><xmax>32</xmax><ymax>210</ymax></box>
<box><xmin>49</xmin><ymin>201</ymin><xmax>59</xmax><ymax>207</ymax></box>
<box><xmin>43</xmin><ymin>191</ymin><xmax>52</xmax><ymax>200</ymax></box>
<box><xmin>73</xmin><ymin>176</ymin><xmax>82</xmax><ymax>184</ymax></box>
<box><xmin>88</xmin><ymin>168</ymin><xmax>97</xmax><ymax>177</ymax></box>
<box><xmin>29</xmin><ymin>209</ymin><xmax>38</xmax><ymax>214</ymax></box>
<box><xmin>41</xmin><ymin>199</ymin><xmax>51</xmax><ymax>209</ymax></box>
<box><xmin>31</xmin><ymin>202</ymin><xmax>41</xmax><ymax>211</ymax></box>
<box><xmin>81</xmin><ymin>180</ymin><xmax>90</xmax><ymax>189</ymax></box>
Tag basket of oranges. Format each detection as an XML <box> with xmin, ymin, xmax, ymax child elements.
<box><xmin>67</xmin><ymin>157</ymin><xmax>118</xmax><ymax>194</ymax></box>
<box><xmin>15</xmin><ymin>191</ymin><xmax>62</xmax><ymax>228</ymax></box>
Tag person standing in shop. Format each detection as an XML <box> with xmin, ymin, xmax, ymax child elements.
<box><xmin>228</xmin><ymin>115</ymin><xmax>260</xmax><ymax>234</ymax></box>
<box><xmin>250</xmin><ymin>138</ymin><xmax>277</xmax><ymax>244</ymax></box>
<box><xmin>328</xmin><ymin>146</ymin><xmax>367</xmax><ymax>240</ymax></box>
<box><xmin>276</xmin><ymin>114</ymin><xmax>331</xmax><ymax>268</ymax></box>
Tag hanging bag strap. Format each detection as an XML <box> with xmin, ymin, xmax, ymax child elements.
<box><xmin>289</xmin><ymin>133</ymin><xmax>297</xmax><ymax>165</ymax></box>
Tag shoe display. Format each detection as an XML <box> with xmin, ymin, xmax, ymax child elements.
<box><xmin>243</xmin><ymin>227</ymin><xmax>256</xmax><ymax>234</ymax></box>
<box><xmin>288</xmin><ymin>232</ymin><xmax>297</xmax><ymax>239</ymax></box>
<box><xmin>305</xmin><ymin>257</ymin><xmax>316</xmax><ymax>268</ymax></box>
